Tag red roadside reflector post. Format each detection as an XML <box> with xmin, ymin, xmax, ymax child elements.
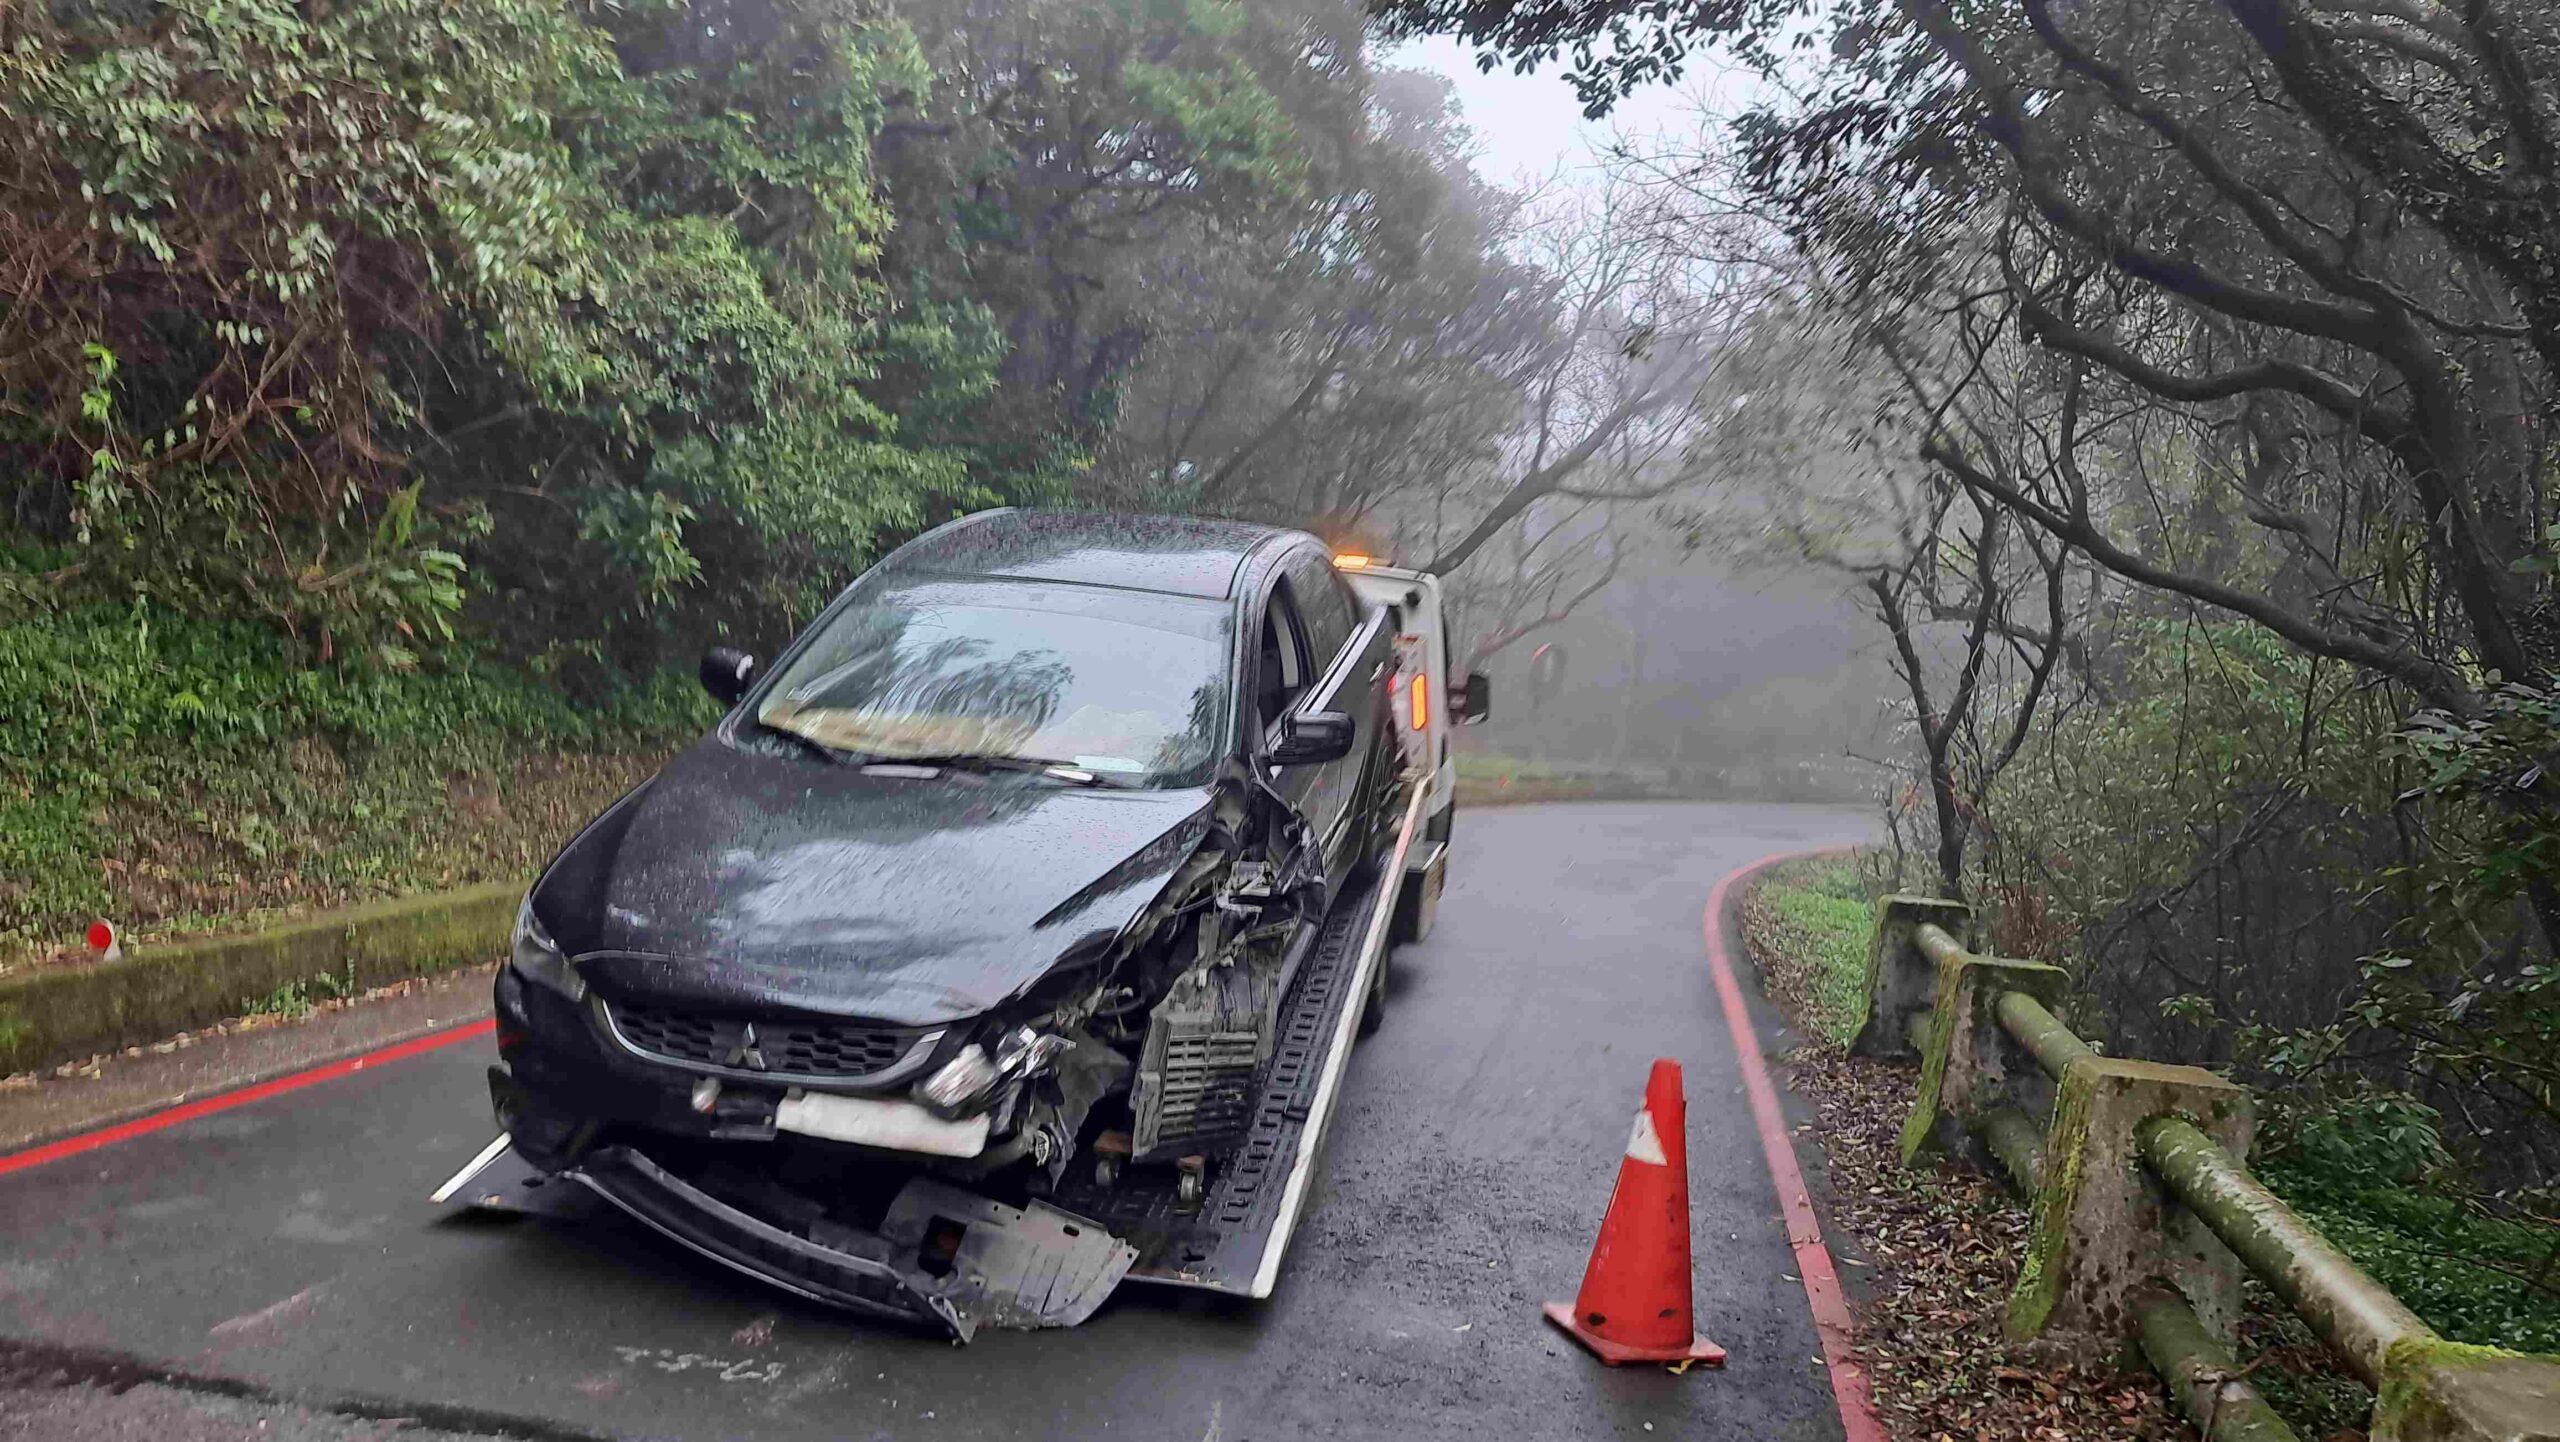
<box><xmin>86</xmin><ymin>920</ymin><xmax>121</xmax><ymax>962</ymax></box>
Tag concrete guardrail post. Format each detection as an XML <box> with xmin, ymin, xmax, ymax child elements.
<box><xmin>2374</xmin><ymin>1337</ymin><xmax>2560</xmax><ymax>1442</ymax></box>
<box><xmin>1896</xmin><ymin>944</ymin><xmax>2069</xmax><ymax>1167</ymax></box>
<box><xmin>2008</xmin><ymin>1057</ymin><xmax>2255</xmax><ymax>1352</ymax></box>
<box><xmin>1850</xmin><ymin>895</ymin><xmax>1977</xmax><ymax>1062</ymax></box>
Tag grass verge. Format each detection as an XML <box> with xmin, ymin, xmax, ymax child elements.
<box><xmin>1741</xmin><ymin>856</ymin><xmax>1871</xmax><ymax>1046</ymax></box>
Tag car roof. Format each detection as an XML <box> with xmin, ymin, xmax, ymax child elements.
<box><xmin>878</xmin><ymin>509</ymin><xmax>1299</xmax><ymax>600</ymax></box>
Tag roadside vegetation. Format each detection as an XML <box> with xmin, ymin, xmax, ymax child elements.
<box><xmin>1363</xmin><ymin>0</ymin><xmax>2560</xmax><ymax>1420</ymax></box>
<box><xmin>1744</xmin><ymin>856</ymin><xmax>2185</xmax><ymax>1440</ymax></box>
<box><xmin>2</xmin><ymin>0</ymin><xmax>1823</xmax><ymax>954</ymax></box>
<box><xmin>0</xmin><ymin>595</ymin><xmax>701</xmax><ymax>968</ymax></box>
<box><xmin>1744</xmin><ymin>854</ymin><xmax>2560</xmax><ymax>1437</ymax></box>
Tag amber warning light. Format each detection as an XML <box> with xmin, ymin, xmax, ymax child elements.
<box><xmin>1332</xmin><ymin>553</ymin><xmax>1372</xmax><ymax>570</ymax></box>
<box><xmin>1410</xmin><ymin>672</ymin><xmax>1429</xmax><ymax>731</ymax></box>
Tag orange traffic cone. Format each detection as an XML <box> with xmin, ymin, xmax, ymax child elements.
<box><xmin>1544</xmin><ymin>1058</ymin><xmax>1728</xmax><ymax>1368</ymax></box>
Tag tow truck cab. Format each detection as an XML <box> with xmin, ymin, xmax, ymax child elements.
<box><xmin>1333</xmin><ymin>554</ymin><xmax>1487</xmax><ymax>944</ymax></box>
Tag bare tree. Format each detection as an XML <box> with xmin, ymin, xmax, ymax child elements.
<box><xmin>1419</xmin><ymin>176</ymin><xmax>1761</xmax><ymax>577</ymax></box>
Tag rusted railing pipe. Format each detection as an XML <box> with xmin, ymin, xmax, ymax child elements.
<box><xmin>2137</xmin><ymin>1115</ymin><xmax>2434</xmax><ymax>1385</ymax></box>
<box><xmin>1973</xmin><ymin>1105</ymin><xmax>2044</xmax><ymax>1193</ymax></box>
<box><xmin>1993</xmin><ymin>989</ymin><xmax>2097</xmax><ymax>1078</ymax></box>
<box><xmin>2136</xmin><ymin>1290</ymin><xmax>2301</xmax><ymax>1442</ymax></box>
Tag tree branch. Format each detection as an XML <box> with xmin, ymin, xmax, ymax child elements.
<box><xmin>1922</xmin><ymin>434</ymin><xmax>2472</xmax><ymax>712</ymax></box>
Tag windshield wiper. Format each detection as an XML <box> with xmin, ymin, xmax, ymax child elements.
<box><xmin>870</xmin><ymin>753</ymin><xmax>1129</xmax><ymax>786</ymax></box>
<box><xmin>756</xmin><ymin>720</ymin><xmax>866</xmax><ymax>766</ymax></box>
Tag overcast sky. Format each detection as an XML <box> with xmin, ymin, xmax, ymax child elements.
<box><xmin>1378</xmin><ymin>35</ymin><xmax>1754</xmax><ymax>190</ymax></box>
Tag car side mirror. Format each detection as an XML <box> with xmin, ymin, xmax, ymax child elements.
<box><xmin>1454</xmin><ymin>672</ymin><xmax>1491</xmax><ymax>724</ymax></box>
<box><xmin>1271</xmin><ymin>708</ymin><xmax>1356</xmax><ymax>765</ymax></box>
<box><xmin>700</xmin><ymin>646</ymin><xmax>758</xmax><ymax>706</ymax></box>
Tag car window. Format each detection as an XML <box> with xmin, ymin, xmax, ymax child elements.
<box><xmin>1286</xmin><ymin>550</ymin><xmax>1359</xmax><ymax>666</ymax></box>
<box><xmin>755</xmin><ymin>576</ymin><xmax>1233</xmax><ymax>786</ymax></box>
<box><xmin>1257</xmin><ymin>581</ymin><xmax>1312</xmax><ymax>734</ymax></box>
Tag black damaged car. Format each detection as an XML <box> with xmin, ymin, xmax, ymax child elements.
<box><xmin>477</xmin><ymin>509</ymin><xmax>1406</xmax><ymax>1337</ymax></box>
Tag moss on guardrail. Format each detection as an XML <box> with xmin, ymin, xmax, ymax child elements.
<box><xmin>0</xmin><ymin>881</ymin><xmax>519</xmax><ymax>1075</ymax></box>
<box><xmin>1862</xmin><ymin>901</ymin><xmax>2560</xmax><ymax>1440</ymax></box>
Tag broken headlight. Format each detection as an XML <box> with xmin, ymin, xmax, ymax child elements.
<box><xmin>509</xmin><ymin>898</ymin><xmax>585</xmax><ymax>1002</ymax></box>
<box><xmin>995</xmin><ymin>1026</ymin><xmax>1072</xmax><ymax>1076</ymax></box>
<box><xmin>915</xmin><ymin>1027</ymin><xmax>1075</xmax><ymax>1116</ymax></box>
<box><xmin>918</xmin><ymin>1044</ymin><xmax>1000</xmax><ymax>1112</ymax></box>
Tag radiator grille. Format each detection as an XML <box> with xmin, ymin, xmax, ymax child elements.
<box><xmin>605</xmin><ymin>1000</ymin><xmax>926</xmax><ymax>1081</ymax></box>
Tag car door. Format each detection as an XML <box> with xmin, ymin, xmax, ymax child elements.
<box><xmin>1279</xmin><ymin>547</ymin><xmax>1390</xmax><ymax>873</ymax></box>
<box><xmin>1250</xmin><ymin>571</ymin><xmax>1328</xmax><ymax>840</ymax></box>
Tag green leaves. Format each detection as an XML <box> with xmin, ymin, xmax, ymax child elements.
<box><xmin>2</xmin><ymin>0</ymin><xmax>1012</xmax><ymax>671</ymax></box>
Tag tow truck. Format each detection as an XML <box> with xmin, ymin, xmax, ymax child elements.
<box><xmin>1333</xmin><ymin>552</ymin><xmax>1490</xmax><ymax>949</ymax></box>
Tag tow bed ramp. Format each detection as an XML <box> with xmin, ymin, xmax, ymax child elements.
<box><xmin>435</xmin><ymin>782</ymin><xmax>1425</xmax><ymax>1335</ymax></box>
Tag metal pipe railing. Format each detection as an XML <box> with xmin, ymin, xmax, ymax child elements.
<box><xmin>2136</xmin><ymin>1290</ymin><xmax>2301</xmax><ymax>1441</ymax></box>
<box><xmin>1993</xmin><ymin>989</ymin><xmax>2097</xmax><ymax>1078</ymax></box>
<box><xmin>1974</xmin><ymin>1105</ymin><xmax>2044</xmax><ymax>1193</ymax></box>
<box><xmin>2136</xmin><ymin>1115</ymin><xmax>2436</xmax><ymax>1385</ymax></box>
<box><xmin>1913</xmin><ymin>920</ymin><xmax>1969</xmax><ymax>971</ymax></box>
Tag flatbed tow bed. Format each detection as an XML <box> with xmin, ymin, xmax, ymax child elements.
<box><xmin>433</xmin><ymin>780</ymin><xmax>1427</xmax><ymax>1338</ymax></box>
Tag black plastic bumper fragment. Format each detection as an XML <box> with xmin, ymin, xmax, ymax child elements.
<box><xmin>443</xmin><ymin>1140</ymin><xmax>1136</xmax><ymax>1344</ymax></box>
<box><xmin>570</xmin><ymin>1146</ymin><xmax>979</xmax><ymax>1337</ymax></box>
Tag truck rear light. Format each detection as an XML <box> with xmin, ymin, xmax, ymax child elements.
<box><xmin>1410</xmin><ymin>673</ymin><xmax>1429</xmax><ymax>731</ymax></box>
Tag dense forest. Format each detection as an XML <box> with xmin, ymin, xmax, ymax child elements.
<box><xmin>1</xmin><ymin>0</ymin><xmax>1533</xmax><ymax>668</ymax></box>
<box><xmin>1</xmin><ymin>0</ymin><xmax>1721</xmax><ymax>948</ymax></box>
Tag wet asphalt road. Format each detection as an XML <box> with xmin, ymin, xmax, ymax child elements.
<box><xmin>0</xmin><ymin>801</ymin><xmax>1874</xmax><ymax>1441</ymax></box>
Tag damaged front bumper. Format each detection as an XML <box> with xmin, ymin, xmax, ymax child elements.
<box><xmin>469</xmin><ymin>969</ymin><xmax>1135</xmax><ymax>1342</ymax></box>
<box><xmin>437</xmin><ymin>1135</ymin><xmax>1134</xmax><ymax>1343</ymax></box>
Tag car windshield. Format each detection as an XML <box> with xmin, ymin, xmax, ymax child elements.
<box><xmin>755</xmin><ymin>576</ymin><xmax>1232</xmax><ymax>787</ymax></box>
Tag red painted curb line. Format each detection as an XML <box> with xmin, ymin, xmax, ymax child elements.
<box><xmin>1705</xmin><ymin>850</ymin><xmax>1889</xmax><ymax>1442</ymax></box>
<box><xmin>0</xmin><ymin>1018</ymin><xmax>493</xmax><ymax>1178</ymax></box>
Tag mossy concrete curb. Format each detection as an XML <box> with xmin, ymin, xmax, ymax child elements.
<box><xmin>0</xmin><ymin>881</ymin><xmax>521</xmax><ymax>1075</ymax></box>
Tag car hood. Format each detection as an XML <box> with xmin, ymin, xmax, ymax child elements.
<box><xmin>533</xmin><ymin>736</ymin><xmax>1217</xmax><ymax>1026</ymax></box>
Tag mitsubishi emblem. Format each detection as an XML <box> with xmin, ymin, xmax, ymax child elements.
<box><xmin>723</xmin><ymin>1021</ymin><xmax>767</xmax><ymax>1071</ymax></box>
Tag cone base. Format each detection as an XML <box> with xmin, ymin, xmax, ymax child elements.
<box><xmin>1542</xmin><ymin>1301</ymin><xmax>1729</xmax><ymax>1368</ymax></box>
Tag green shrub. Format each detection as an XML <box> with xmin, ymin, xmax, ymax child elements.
<box><xmin>2261</xmin><ymin>1159</ymin><xmax>2560</xmax><ymax>1353</ymax></box>
<box><xmin>0</xmin><ymin>599</ymin><xmax>707</xmax><ymax>948</ymax></box>
<box><xmin>2272</xmin><ymin>1090</ymin><xmax>2454</xmax><ymax>1190</ymax></box>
